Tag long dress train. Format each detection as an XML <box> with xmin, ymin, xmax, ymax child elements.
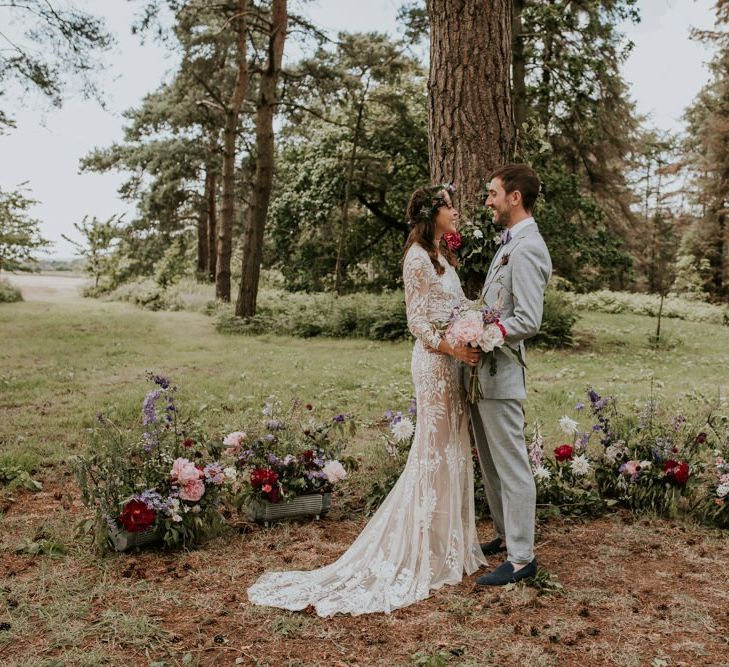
<box><xmin>246</xmin><ymin>244</ymin><xmax>486</xmax><ymax>617</ymax></box>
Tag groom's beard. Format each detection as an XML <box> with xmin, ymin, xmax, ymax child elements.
<box><xmin>491</xmin><ymin>208</ymin><xmax>511</xmax><ymax>227</ymax></box>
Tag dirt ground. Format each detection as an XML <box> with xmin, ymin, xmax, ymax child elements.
<box><xmin>1</xmin><ymin>476</ymin><xmax>728</xmax><ymax>667</ymax></box>
<box><xmin>1</xmin><ymin>271</ymin><xmax>88</xmax><ymax>302</ymax></box>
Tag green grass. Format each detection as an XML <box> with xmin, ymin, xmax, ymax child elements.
<box><xmin>2</xmin><ymin>299</ymin><xmax>729</xmax><ymax>474</ymax></box>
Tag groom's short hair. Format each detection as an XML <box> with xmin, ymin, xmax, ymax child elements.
<box><xmin>489</xmin><ymin>164</ymin><xmax>540</xmax><ymax>213</ymax></box>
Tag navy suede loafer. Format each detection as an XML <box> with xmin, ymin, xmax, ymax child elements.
<box><xmin>480</xmin><ymin>538</ymin><xmax>507</xmax><ymax>556</ymax></box>
<box><xmin>475</xmin><ymin>558</ymin><xmax>538</xmax><ymax>586</ymax></box>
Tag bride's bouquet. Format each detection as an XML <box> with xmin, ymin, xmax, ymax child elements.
<box><xmin>444</xmin><ymin>300</ymin><xmax>526</xmax><ymax>403</ymax></box>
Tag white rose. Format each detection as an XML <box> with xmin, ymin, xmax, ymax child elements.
<box><xmin>533</xmin><ymin>465</ymin><xmax>551</xmax><ymax>482</ymax></box>
<box><xmin>390</xmin><ymin>417</ymin><xmax>415</xmax><ymax>442</ymax></box>
<box><xmin>223</xmin><ymin>466</ymin><xmax>238</xmax><ymax>481</ymax></box>
<box><xmin>559</xmin><ymin>416</ymin><xmax>579</xmax><ymax>435</ymax></box>
<box><xmin>322</xmin><ymin>460</ymin><xmax>347</xmax><ymax>483</ymax></box>
<box><xmin>478</xmin><ymin>323</ymin><xmax>504</xmax><ymax>353</ymax></box>
<box><xmin>473</xmin><ymin>229</ymin><xmax>484</xmax><ymax>239</ymax></box>
<box><xmin>717</xmin><ymin>484</ymin><xmax>729</xmax><ymax>498</ymax></box>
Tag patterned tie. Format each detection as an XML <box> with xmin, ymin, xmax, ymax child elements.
<box><xmin>500</xmin><ymin>228</ymin><xmax>512</xmax><ymax>246</ymax></box>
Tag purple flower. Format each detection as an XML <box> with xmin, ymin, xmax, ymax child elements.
<box><xmin>148</xmin><ymin>374</ymin><xmax>171</xmax><ymax>389</ymax></box>
<box><xmin>384</xmin><ymin>409</ymin><xmax>394</xmax><ymax>420</ymax></box>
<box><xmin>577</xmin><ymin>433</ymin><xmax>590</xmax><ymax>448</ymax></box>
<box><xmin>142</xmin><ymin>389</ymin><xmax>162</xmax><ymax>426</ymax></box>
<box><xmin>332</xmin><ymin>414</ymin><xmax>348</xmax><ymax>423</ymax></box>
<box><xmin>408</xmin><ymin>398</ymin><xmax>417</xmax><ymax>416</ymax></box>
<box><xmin>588</xmin><ymin>389</ymin><xmax>600</xmax><ymax>404</ymax></box>
<box><xmin>575</xmin><ymin>402</ymin><xmax>585</xmax><ymax>412</ymax></box>
<box><xmin>238</xmin><ymin>449</ymin><xmax>254</xmax><ymax>464</ymax></box>
<box><xmin>265</xmin><ymin>419</ymin><xmax>285</xmax><ymax>431</ymax></box>
<box><xmin>592</xmin><ymin>424</ymin><xmax>602</xmax><ymax>432</ymax></box>
<box><xmin>264</xmin><ymin>434</ymin><xmax>277</xmax><ymax>443</ymax></box>
<box><xmin>203</xmin><ymin>463</ymin><xmax>225</xmax><ymax>485</ymax></box>
<box><xmin>481</xmin><ymin>305</ymin><xmax>502</xmax><ymax>325</ymax></box>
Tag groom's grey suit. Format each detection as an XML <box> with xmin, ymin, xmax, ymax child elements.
<box><xmin>469</xmin><ymin>219</ymin><xmax>551</xmax><ymax>564</ymax></box>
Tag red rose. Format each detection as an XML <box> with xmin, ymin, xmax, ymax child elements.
<box><xmin>664</xmin><ymin>460</ymin><xmax>690</xmax><ymax>486</ymax></box>
<box><xmin>695</xmin><ymin>432</ymin><xmax>707</xmax><ymax>444</ymax></box>
<box><xmin>118</xmin><ymin>499</ymin><xmax>156</xmax><ymax>532</ymax></box>
<box><xmin>554</xmin><ymin>444</ymin><xmax>574</xmax><ymax>462</ymax></box>
<box><xmin>443</xmin><ymin>231</ymin><xmax>462</xmax><ymax>251</ymax></box>
<box><xmin>182</xmin><ymin>437</ymin><xmax>194</xmax><ymax>447</ymax></box>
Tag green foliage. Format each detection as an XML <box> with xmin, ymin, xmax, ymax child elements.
<box><xmin>0</xmin><ymin>277</ymin><xmax>22</xmax><ymax>303</ymax></box>
<box><xmin>533</xmin><ymin>289</ymin><xmax>578</xmax><ymax>348</ymax></box>
<box><xmin>268</xmin><ymin>33</ymin><xmax>428</xmax><ymax>293</ymax></box>
<box><xmin>216</xmin><ymin>289</ymin><xmax>410</xmax><ymax>342</ymax></box>
<box><xmin>62</xmin><ymin>215</ymin><xmax>124</xmax><ymax>290</ymax></box>
<box><xmin>0</xmin><ymin>184</ymin><xmax>51</xmax><ymax>271</ymax></box>
<box><xmin>0</xmin><ymin>1</ymin><xmax>111</xmax><ymax>127</ymax></box>
<box><xmin>0</xmin><ymin>462</ymin><xmax>41</xmax><ymax>491</ymax></box>
<box><xmin>570</xmin><ymin>289</ymin><xmax>729</xmax><ymax>325</ymax></box>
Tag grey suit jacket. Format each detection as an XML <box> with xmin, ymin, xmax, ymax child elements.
<box><xmin>477</xmin><ymin>223</ymin><xmax>552</xmax><ymax>400</ymax></box>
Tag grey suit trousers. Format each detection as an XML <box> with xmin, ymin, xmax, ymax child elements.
<box><xmin>469</xmin><ymin>398</ymin><xmax>535</xmax><ymax>563</ymax></box>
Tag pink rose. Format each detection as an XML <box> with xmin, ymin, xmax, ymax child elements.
<box><xmin>446</xmin><ymin>311</ymin><xmax>484</xmax><ymax>347</ymax></box>
<box><xmin>171</xmin><ymin>457</ymin><xmax>202</xmax><ymax>485</ymax></box>
<box><xmin>179</xmin><ymin>479</ymin><xmax>205</xmax><ymax>502</ymax></box>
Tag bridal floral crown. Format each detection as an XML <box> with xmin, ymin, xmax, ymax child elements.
<box><xmin>416</xmin><ymin>182</ymin><xmax>457</xmax><ymax>222</ymax></box>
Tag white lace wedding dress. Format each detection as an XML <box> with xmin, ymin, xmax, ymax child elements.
<box><xmin>246</xmin><ymin>244</ymin><xmax>486</xmax><ymax>616</ymax></box>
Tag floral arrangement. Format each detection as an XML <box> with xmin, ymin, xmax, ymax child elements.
<box><xmin>226</xmin><ymin>399</ymin><xmax>357</xmax><ymax>508</ymax></box>
<box><xmin>697</xmin><ymin>414</ymin><xmax>729</xmax><ymax>528</ymax></box>
<box><xmin>443</xmin><ymin>299</ymin><xmax>525</xmax><ymax>402</ymax></box>
<box><xmin>526</xmin><ymin>388</ymin><xmax>712</xmax><ymax>519</ymax></box>
<box><xmin>74</xmin><ymin>374</ymin><xmax>231</xmax><ymax>550</ymax></box>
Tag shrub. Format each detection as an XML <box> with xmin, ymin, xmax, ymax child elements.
<box><xmin>533</xmin><ymin>289</ymin><xmax>578</xmax><ymax>348</ymax></box>
<box><xmin>568</xmin><ymin>289</ymin><xmax>729</xmax><ymax>325</ymax></box>
<box><xmin>0</xmin><ymin>277</ymin><xmax>22</xmax><ymax>303</ymax></box>
<box><xmin>216</xmin><ymin>289</ymin><xmax>410</xmax><ymax>342</ymax></box>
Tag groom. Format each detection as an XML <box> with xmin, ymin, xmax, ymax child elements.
<box><xmin>470</xmin><ymin>163</ymin><xmax>552</xmax><ymax>586</ymax></box>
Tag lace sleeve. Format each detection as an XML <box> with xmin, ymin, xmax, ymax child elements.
<box><xmin>403</xmin><ymin>250</ymin><xmax>443</xmax><ymax>350</ymax></box>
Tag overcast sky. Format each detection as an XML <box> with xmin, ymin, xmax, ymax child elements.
<box><xmin>0</xmin><ymin>0</ymin><xmax>719</xmax><ymax>258</ymax></box>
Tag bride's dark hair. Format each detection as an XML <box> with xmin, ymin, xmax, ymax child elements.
<box><xmin>403</xmin><ymin>185</ymin><xmax>458</xmax><ymax>275</ymax></box>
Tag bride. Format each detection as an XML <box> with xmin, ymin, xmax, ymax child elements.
<box><xmin>247</xmin><ymin>184</ymin><xmax>486</xmax><ymax>616</ymax></box>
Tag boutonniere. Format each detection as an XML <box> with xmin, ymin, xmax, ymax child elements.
<box><xmin>500</xmin><ymin>253</ymin><xmax>510</xmax><ymax>266</ymax></box>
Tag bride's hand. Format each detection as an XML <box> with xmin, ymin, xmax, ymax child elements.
<box><xmin>450</xmin><ymin>343</ymin><xmax>481</xmax><ymax>366</ymax></box>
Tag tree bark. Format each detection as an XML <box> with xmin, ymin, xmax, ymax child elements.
<box><xmin>427</xmin><ymin>0</ymin><xmax>514</xmax><ymax>208</ymax></box>
<box><xmin>235</xmin><ymin>0</ymin><xmax>288</xmax><ymax>317</ymax></box>
<box><xmin>216</xmin><ymin>0</ymin><xmax>249</xmax><ymax>302</ymax></box>
<box><xmin>205</xmin><ymin>169</ymin><xmax>217</xmax><ymax>282</ymax></box>
<box><xmin>512</xmin><ymin>0</ymin><xmax>527</xmax><ymax>135</ymax></box>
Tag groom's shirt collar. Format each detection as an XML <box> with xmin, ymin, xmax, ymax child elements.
<box><xmin>505</xmin><ymin>216</ymin><xmax>535</xmax><ymax>239</ymax></box>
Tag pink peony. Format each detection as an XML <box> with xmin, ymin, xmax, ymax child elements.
<box><xmin>621</xmin><ymin>460</ymin><xmax>642</xmax><ymax>477</ymax></box>
<box><xmin>446</xmin><ymin>311</ymin><xmax>484</xmax><ymax>347</ymax></box>
<box><xmin>171</xmin><ymin>457</ymin><xmax>202</xmax><ymax>485</ymax></box>
<box><xmin>223</xmin><ymin>431</ymin><xmax>247</xmax><ymax>455</ymax></box>
<box><xmin>322</xmin><ymin>460</ymin><xmax>347</xmax><ymax>483</ymax></box>
<box><xmin>179</xmin><ymin>479</ymin><xmax>205</xmax><ymax>502</ymax></box>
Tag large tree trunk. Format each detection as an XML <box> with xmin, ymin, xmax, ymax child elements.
<box><xmin>512</xmin><ymin>0</ymin><xmax>527</xmax><ymax>136</ymax></box>
<box><xmin>205</xmin><ymin>169</ymin><xmax>217</xmax><ymax>282</ymax></box>
<box><xmin>427</xmin><ymin>0</ymin><xmax>514</xmax><ymax>208</ymax></box>
<box><xmin>216</xmin><ymin>0</ymin><xmax>249</xmax><ymax>302</ymax></box>
<box><xmin>235</xmin><ymin>0</ymin><xmax>288</xmax><ymax>317</ymax></box>
<box><xmin>196</xmin><ymin>169</ymin><xmax>212</xmax><ymax>279</ymax></box>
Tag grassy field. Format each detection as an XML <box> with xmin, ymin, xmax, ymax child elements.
<box><xmin>1</xmin><ymin>297</ymin><xmax>729</xmax><ymax>666</ymax></box>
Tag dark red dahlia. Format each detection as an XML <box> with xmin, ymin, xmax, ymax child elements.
<box><xmin>118</xmin><ymin>499</ymin><xmax>156</xmax><ymax>532</ymax></box>
<box><xmin>554</xmin><ymin>444</ymin><xmax>574</xmax><ymax>462</ymax></box>
<box><xmin>663</xmin><ymin>460</ymin><xmax>690</xmax><ymax>486</ymax></box>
